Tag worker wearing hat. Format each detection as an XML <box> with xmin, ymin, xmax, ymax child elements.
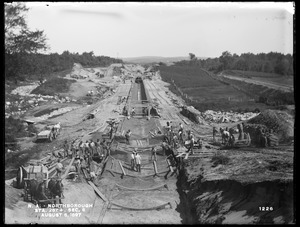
<box><xmin>135</xmin><ymin>152</ymin><xmax>142</xmax><ymax>173</ymax></box>
<box><xmin>75</xmin><ymin>155</ymin><xmax>81</xmax><ymax>173</ymax></box>
<box><xmin>131</xmin><ymin>148</ymin><xmax>137</xmax><ymax>171</ymax></box>
<box><xmin>56</xmin><ymin>159</ymin><xmax>64</xmax><ymax>178</ymax></box>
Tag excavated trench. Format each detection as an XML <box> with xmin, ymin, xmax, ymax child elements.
<box><xmin>103</xmin><ymin>78</ymin><xmax>294</xmax><ymax>224</ymax></box>
<box><xmin>175</xmin><ymin>160</ymin><xmax>294</xmax><ymax>224</ymax></box>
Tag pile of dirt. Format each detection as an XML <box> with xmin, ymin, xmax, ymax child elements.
<box><xmin>247</xmin><ymin>109</ymin><xmax>294</xmax><ymax>143</ymax></box>
<box><xmin>180</xmin><ymin>106</ymin><xmax>203</xmax><ymax>124</ymax></box>
<box><xmin>11</xmin><ymin>83</ymin><xmax>40</xmax><ymax>96</ymax></box>
<box><xmin>70</xmin><ymin>63</ymin><xmax>94</xmax><ymax>79</ymax></box>
<box><xmin>5</xmin><ymin>184</ymin><xmax>22</xmax><ymax>210</ymax></box>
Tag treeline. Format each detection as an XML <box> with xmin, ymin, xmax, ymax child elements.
<box><xmin>176</xmin><ymin>51</ymin><xmax>293</xmax><ymax>76</ymax></box>
<box><xmin>5</xmin><ymin>51</ymin><xmax>123</xmax><ymax>82</ymax></box>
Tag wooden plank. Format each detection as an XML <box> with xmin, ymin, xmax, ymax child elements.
<box><xmin>184</xmin><ymin>153</ymin><xmax>189</xmax><ymax>160</ymax></box>
<box><xmin>87</xmin><ymin>181</ymin><xmax>108</xmax><ymax>202</ymax></box>
<box><xmin>118</xmin><ymin>161</ymin><xmax>126</xmax><ymax>176</ymax></box>
<box><xmin>182</xmin><ymin>118</ymin><xmax>189</xmax><ymax>125</ymax></box>
<box><xmin>176</xmin><ymin>153</ymin><xmax>185</xmax><ymax>158</ymax></box>
<box><xmin>153</xmin><ymin>161</ymin><xmax>158</xmax><ymax>175</ymax></box>
<box><xmin>82</xmin><ymin>168</ymin><xmax>90</xmax><ymax>179</ymax></box>
<box><xmin>166</xmin><ymin>159</ymin><xmax>173</xmax><ymax>173</ymax></box>
<box><xmin>61</xmin><ymin>157</ymin><xmax>75</xmax><ymax>179</ymax></box>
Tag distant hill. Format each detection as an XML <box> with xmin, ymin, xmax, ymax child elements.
<box><xmin>122</xmin><ymin>56</ymin><xmax>206</xmax><ymax>64</ymax></box>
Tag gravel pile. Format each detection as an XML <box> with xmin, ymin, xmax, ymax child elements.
<box><xmin>201</xmin><ymin>110</ymin><xmax>259</xmax><ymax>123</ymax></box>
<box><xmin>7</xmin><ymin>86</ymin><xmax>77</xmax><ymax>118</ymax></box>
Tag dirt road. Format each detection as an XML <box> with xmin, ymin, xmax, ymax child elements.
<box><xmin>220</xmin><ymin>72</ymin><xmax>293</xmax><ymax>93</ymax></box>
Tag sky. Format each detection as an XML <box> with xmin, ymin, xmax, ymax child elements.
<box><xmin>23</xmin><ymin>2</ymin><xmax>294</xmax><ymax>58</ymax></box>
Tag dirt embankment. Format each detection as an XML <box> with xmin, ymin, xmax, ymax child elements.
<box><xmin>247</xmin><ymin>109</ymin><xmax>294</xmax><ymax>143</ymax></box>
<box><xmin>177</xmin><ymin>156</ymin><xmax>294</xmax><ymax>224</ymax></box>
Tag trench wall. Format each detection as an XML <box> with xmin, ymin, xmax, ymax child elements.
<box><xmin>176</xmin><ymin>167</ymin><xmax>294</xmax><ymax>224</ymax></box>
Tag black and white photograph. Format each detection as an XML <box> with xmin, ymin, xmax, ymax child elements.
<box><xmin>4</xmin><ymin>2</ymin><xmax>294</xmax><ymax>224</ymax></box>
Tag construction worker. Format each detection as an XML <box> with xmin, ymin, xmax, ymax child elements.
<box><xmin>213</xmin><ymin>126</ymin><xmax>218</xmax><ymax>142</ymax></box>
<box><xmin>131</xmin><ymin>107</ymin><xmax>135</xmax><ymax>116</ymax></box>
<box><xmin>109</xmin><ymin>125</ymin><xmax>114</xmax><ymax>139</ymax></box>
<box><xmin>187</xmin><ymin>131</ymin><xmax>195</xmax><ymax>154</ymax></box>
<box><xmin>84</xmin><ymin>140</ymin><xmax>90</xmax><ymax>156</ymax></box>
<box><xmin>96</xmin><ymin>138</ymin><xmax>101</xmax><ymax>148</ymax></box>
<box><xmin>68</xmin><ymin>145</ymin><xmax>73</xmax><ymax>158</ymax></box>
<box><xmin>80</xmin><ymin>157</ymin><xmax>87</xmax><ymax>173</ymax></box>
<box><xmin>259</xmin><ymin>127</ymin><xmax>268</xmax><ymax>147</ymax></box>
<box><xmin>75</xmin><ymin>155</ymin><xmax>81</xmax><ymax>173</ymax></box>
<box><xmin>94</xmin><ymin>141</ymin><xmax>100</xmax><ymax>156</ymax></box>
<box><xmin>237</xmin><ymin>124</ymin><xmax>244</xmax><ymax>140</ymax></box>
<box><xmin>195</xmin><ymin>137</ymin><xmax>203</xmax><ymax>149</ymax></box>
<box><xmin>89</xmin><ymin>162</ymin><xmax>96</xmax><ymax>182</ymax></box>
<box><xmin>228</xmin><ymin>132</ymin><xmax>235</xmax><ymax>147</ymax></box>
<box><xmin>161</xmin><ymin>141</ymin><xmax>168</xmax><ymax>156</ymax></box>
<box><xmin>78</xmin><ymin>141</ymin><xmax>84</xmax><ymax>156</ymax></box>
<box><xmin>63</xmin><ymin>140</ymin><xmax>69</xmax><ymax>158</ymax></box>
<box><xmin>166</xmin><ymin>121</ymin><xmax>171</xmax><ymax>133</ymax></box>
<box><xmin>89</xmin><ymin>139</ymin><xmax>95</xmax><ymax>156</ymax></box>
<box><xmin>179</xmin><ymin>122</ymin><xmax>184</xmax><ymax>133</ymax></box>
<box><xmin>135</xmin><ymin>152</ymin><xmax>142</xmax><ymax>173</ymax></box>
<box><xmin>51</xmin><ymin>127</ymin><xmax>56</xmax><ymax>139</ymax></box>
<box><xmin>125</xmin><ymin>130</ymin><xmax>132</xmax><ymax>145</ymax></box>
<box><xmin>172</xmin><ymin>134</ymin><xmax>179</xmax><ymax>149</ymax></box>
<box><xmin>131</xmin><ymin>149</ymin><xmax>137</xmax><ymax>171</ymax></box>
<box><xmin>53</xmin><ymin>149</ymin><xmax>64</xmax><ymax>159</ymax></box>
<box><xmin>56</xmin><ymin>159</ymin><xmax>64</xmax><ymax>178</ymax></box>
<box><xmin>151</xmin><ymin>146</ymin><xmax>157</xmax><ymax>161</ymax></box>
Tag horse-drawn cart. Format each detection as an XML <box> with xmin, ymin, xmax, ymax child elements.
<box><xmin>18</xmin><ymin>164</ymin><xmax>64</xmax><ymax>206</ymax></box>
<box><xmin>23</xmin><ymin>165</ymin><xmax>49</xmax><ymax>204</ymax></box>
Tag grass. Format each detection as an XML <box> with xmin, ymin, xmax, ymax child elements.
<box><xmin>159</xmin><ymin>65</ymin><xmax>268</xmax><ymax>112</ymax></box>
<box><xmin>224</xmin><ymin>70</ymin><xmax>284</xmax><ymax>78</ymax></box>
<box><xmin>224</xmin><ymin>70</ymin><xmax>294</xmax><ymax>87</ymax></box>
<box><xmin>31</xmin><ymin>77</ymin><xmax>76</xmax><ymax>96</ymax></box>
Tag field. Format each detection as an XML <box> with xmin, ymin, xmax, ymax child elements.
<box><xmin>223</xmin><ymin>70</ymin><xmax>294</xmax><ymax>88</ymax></box>
<box><xmin>159</xmin><ymin>65</ymin><xmax>267</xmax><ymax>112</ymax></box>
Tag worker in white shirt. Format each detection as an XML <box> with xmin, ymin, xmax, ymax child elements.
<box><xmin>135</xmin><ymin>152</ymin><xmax>142</xmax><ymax>173</ymax></box>
<box><xmin>131</xmin><ymin>149</ymin><xmax>137</xmax><ymax>171</ymax></box>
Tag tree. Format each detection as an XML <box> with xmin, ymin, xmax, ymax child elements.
<box><xmin>189</xmin><ymin>53</ymin><xmax>196</xmax><ymax>61</ymax></box>
<box><xmin>219</xmin><ymin>51</ymin><xmax>233</xmax><ymax>70</ymax></box>
<box><xmin>274</xmin><ymin>56</ymin><xmax>290</xmax><ymax>75</ymax></box>
<box><xmin>5</xmin><ymin>3</ymin><xmax>48</xmax><ymax>82</ymax></box>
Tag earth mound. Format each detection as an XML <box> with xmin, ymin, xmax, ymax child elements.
<box><xmin>247</xmin><ymin>109</ymin><xmax>294</xmax><ymax>143</ymax></box>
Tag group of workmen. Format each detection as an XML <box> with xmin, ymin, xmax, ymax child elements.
<box><xmin>164</xmin><ymin>121</ymin><xmax>202</xmax><ymax>155</ymax></box>
<box><xmin>130</xmin><ymin>148</ymin><xmax>142</xmax><ymax>172</ymax></box>
<box><xmin>54</xmin><ymin>138</ymin><xmax>109</xmax><ymax>181</ymax></box>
